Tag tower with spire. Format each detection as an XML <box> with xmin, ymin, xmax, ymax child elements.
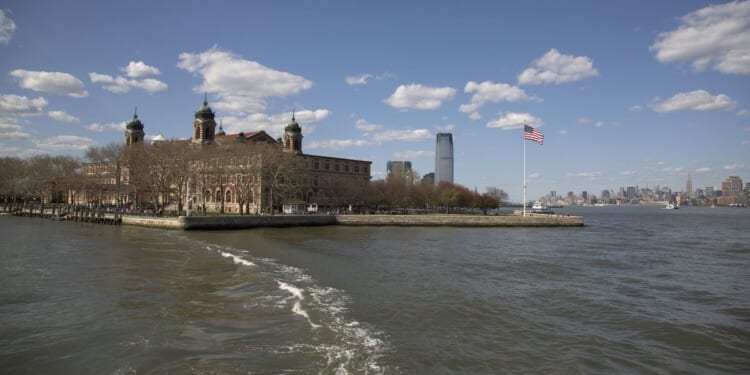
<box><xmin>283</xmin><ymin>112</ymin><xmax>303</xmax><ymax>154</ymax></box>
<box><xmin>193</xmin><ymin>93</ymin><xmax>217</xmax><ymax>143</ymax></box>
<box><xmin>125</xmin><ymin>107</ymin><xmax>145</xmax><ymax>146</ymax></box>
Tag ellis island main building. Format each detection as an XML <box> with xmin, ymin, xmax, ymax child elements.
<box><xmin>74</xmin><ymin>97</ymin><xmax>372</xmax><ymax>214</ymax></box>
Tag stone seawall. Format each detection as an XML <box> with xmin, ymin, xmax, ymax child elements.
<box><xmin>121</xmin><ymin>216</ymin><xmax>183</xmax><ymax>229</ymax></box>
<box><xmin>335</xmin><ymin>214</ymin><xmax>583</xmax><ymax>227</ymax></box>
<box><xmin>152</xmin><ymin>213</ymin><xmax>581</xmax><ymax>230</ymax></box>
<box><xmin>178</xmin><ymin>215</ymin><xmax>337</xmax><ymax>230</ymax></box>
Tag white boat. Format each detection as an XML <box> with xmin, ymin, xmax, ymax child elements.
<box><xmin>663</xmin><ymin>202</ymin><xmax>679</xmax><ymax>210</ymax></box>
<box><xmin>531</xmin><ymin>201</ymin><xmax>553</xmax><ymax>213</ymax></box>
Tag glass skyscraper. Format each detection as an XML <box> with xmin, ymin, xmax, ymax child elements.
<box><xmin>435</xmin><ymin>133</ymin><xmax>454</xmax><ymax>185</ymax></box>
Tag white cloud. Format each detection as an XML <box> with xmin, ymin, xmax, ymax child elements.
<box><xmin>384</xmin><ymin>84</ymin><xmax>456</xmax><ymax>110</ymax></box>
<box><xmin>558</xmin><ymin>129</ymin><xmax>568</xmax><ymax>135</ymax></box>
<box><xmin>89</xmin><ymin>72</ymin><xmax>167</xmax><ymax>94</ymax></box>
<box><xmin>459</xmin><ymin>81</ymin><xmax>540</xmax><ymax>113</ymax></box>
<box><xmin>345</xmin><ymin>74</ymin><xmax>373</xmax><ymax>85</ymax></box>
<box><xmin>306</xmin><ymin>139</ymin><xmax>373</xmax><ymax>150</ymax></box>
<box><xmin>651</xmin><ymin>89</ymin><xmax>736</xmax><ymax>112</ymax></box>
<box><xmin>737</xmin><ymin>109</ymin><xmax>749</xmax><ymax>116</ymax></box>
<box><xmin>372</xmin><ymin>128</ymin><xmax>433</xmax><ymax>142</ymax></box>
<box><xmin>724</xmin><ymin>163</ymin><xmax>746</xmax><ymax>171</ymax></box>
<box><xmin>619</xmin><ymin>170</ymin><xmax>639</xmax><ymax>176</ymax></box>
<box><xmin>345</xmin><ymin>72</ymin><xmax>393</xmax><ymax>86</ymax></box>
<box><xmin>85</xmin><ymin>122</ymin><xmax>124</xmax><ymax>132</ymax></box>
<box><xmin>469</xmin><ymin>112</ymin><xmax>481</xmax><ymax>120</ymax></box>
<box><xmin>567</xmin><ymin>171</ymin><xmax>602</xmax><ymax>178</ymax></box>
<box><xmin>177</xmin><ymin>46</ymin><xmax>312</xmax><ymax>114</ymax></box>
<box><xmin>48</xmin><ymin>110</ymin><xmax>80</xmax><ymax>123</ymax></box>
<box><xmin>528</xmin><ymin>172</ymin><xmax>541</xmax><ymax>179</ymax></box>
<box><xmin>694</xmin><ymin>167</ymin><xmax>712</xmax><ymax>174</ymax></box>
<box><xmin>10</xmin><ymin>69</ymin><xmax>88</xmax><ymax>97</ymax></box>
<box><xmin>355</xmin><ymin>118</ymin><xmax>382</xmax><ymax>132</ymax></box>
<box><xmin>34</xmin><ymin>135</ymin><xmax>96</xmax><ymax>151</ymax></box>
<box><xmin>742</xmin><ymin>140</ymin><xmax>750</xmax><ymax>145</ymax></box>
<box><xmin>0</xmin><ymin>10</ymin><xmax>16</xmax><ymax>45</ymax></box>
<box><xmin>518</xmin><ymin>49</ymin><xmax>599</xmax><ymax>85</ymax></box>
<box><xmin>629</xmin><ymin>105</ymin><xmax>643</xmax><ymax>112</ymax></box>
<box><xmin>0</xmin><ymin>94</ymin><xmax>48</xmax><ymax>115</ymax></box>
<box><xmin>222</xmin><ymin>109</ymin><xmax>330</xmax><ymax>138</ymax></box>
<box><xmin>121</xmin><ymin>61</ymin><xmax>161</xmax><ymax>78</ymax></box>
<box><xmin>0</xmin><ymin>119</ymin><xmax>31</xmax><ymax>140</ymax></box>
<box><xmin>486</xmin><ymin>112</ymin><xmax>542</xmax><ymax>130</ymax></box>
<box><xmin>435</xmin><ymin>124</ymin><xmax>454</xmax><ymax>132</ymax></box>
<box><xmin>594</xmin><ymin>120</ymin><xmax>604</xmax><ymax>128</ymax></box>
<box><xmin>393</xmin><ymin>150</ymin><xmax>434</xmax><ymax>159</ymax></box>
<box><xmin>650</xmin><ymin>1</ymin><xmax>750</xmax><ymax>74</ymax></box>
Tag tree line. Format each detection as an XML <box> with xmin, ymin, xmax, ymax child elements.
<box><xmin>1</xmin><ymin>144</ymin><xmax>508</xmax><ymax>215</ymax></box>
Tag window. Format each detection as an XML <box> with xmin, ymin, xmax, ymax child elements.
<box><xmin>225</xmin><ymin>190</ymin><xmax>232</xmax><ymax>203</ymax></box>
<box><xmin>325</xmin><ymin>160</ymin><xmax>330</xmax><ymax>170</ymax></box>
<box><xmin>354</xmin><ymin>165</ymin><xmax>360</xmax><ymax>173</ymax></box>
<box><xmin>335</xmin><ymin>162</ymin><xmax>340</xmax><ymax>172</ymax></box>
<box><xmin>313</xmin><ymin>175</ymin><xmax>319</xmax><ymax>187</ymax></box>
<box><xmin>205</xmin><ymin>190</ymin><xmax>211</xmax><ymax>202</ymax></box>
<box><xmin>215</xmin><ymin>190</ymin><xmax>222</xmax><ymax>202</ymax></box>
<box><xmin>345</xmin><ymin>163</ymin><xmax>350</xmax><ymax>172</ymax></box>
<box><xmin>313</xmin><ymin>159</ymin><xmax>319</xmax><ymax>169</ymax></box>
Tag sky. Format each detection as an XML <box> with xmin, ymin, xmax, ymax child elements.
<box><xmin>1</xmin><ymin>0</ymin><xmax>749</xmax><ymax>201</ymax></box>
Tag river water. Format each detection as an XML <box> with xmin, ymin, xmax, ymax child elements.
<box><xmin>1</xmin><ymin>207</ymin><xmax>749</xmax><ymax>374</ymax></box>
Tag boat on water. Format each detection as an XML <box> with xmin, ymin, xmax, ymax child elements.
<box><xmin>531</xmin><ymin>201</ymin><xmax>554</xmax><ymax>213</ymax></box>
<box><xmin>663</xmin><ymin>202</ymin><xmax>679</xmax><ymax>210</ymax></box>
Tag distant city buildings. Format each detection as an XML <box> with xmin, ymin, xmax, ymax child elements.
<box><xmin>537</xmin><ymin>174</ymin><xmax>747</xmax><ymax>207</ymax></box>
<box><xmin>435</xmin><ymin>133</ymin><xmax>454</xmax><ymax>185</ymax></box>
<box><xmin>719</xmin><ymin>176</ymin><xmax>746</xmax><ymax>206</ymax></box>
<box><xmin>387</xmin><ymin>160</ymin><xmax>414</xmax><ymax>184</ymax></box>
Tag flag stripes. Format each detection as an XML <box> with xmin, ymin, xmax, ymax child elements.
<box><xmin>523</xmin><ymin>125</ymin><xmax>544</xmax><ymax>145</ymax></box>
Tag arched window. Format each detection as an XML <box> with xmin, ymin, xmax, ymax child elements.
<box><xmin>215</xmin><ymin>190</ymin><xmax>222</xmax><ymax>202</ymax></box>
<box><xmin>205</xmin><ymin>190</ymin><xmax>211</xmax><ymax>202</ymax></box>
<box><xmin>225</xmin><ymin>190</ymin><xmax>232</xmax><ymax>203</ymax></box>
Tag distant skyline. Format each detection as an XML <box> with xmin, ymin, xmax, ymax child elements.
<box><xmin>1</xmin><ymin>1</ymin><xmax>748</xmax><ymax>201</ymax></box>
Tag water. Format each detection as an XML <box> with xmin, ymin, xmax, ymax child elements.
<box><xmin>1</xmin><ymin>206</ymin><xmax>749</xmax><ymax>374</ymax></box>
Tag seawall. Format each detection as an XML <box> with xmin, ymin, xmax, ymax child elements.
<box><xmin>335</xmin><ymin>214</ymin><xmax>583</xmax><ymax>227</ymax></box>
<box><xmin>123</xmin><ymin>213</ymin><xmax>583</xmax><ymax>230</ymax></box>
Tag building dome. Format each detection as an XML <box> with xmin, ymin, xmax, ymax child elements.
<box><xmin>126</xmin><ymin>111</ymin><xmax>144</xmax><ymax>131</ymax></box>
<box><xmin>195</xmin><ymin>93</ymin><xmax>215</xmax><ymax>120</ymax></box>
<box><xmin>285</xmin><ymin>113</ymin><xmax>301</xmax><ymax>133</ymax></box>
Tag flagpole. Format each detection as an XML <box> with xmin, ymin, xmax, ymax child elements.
<box><xmin>523</xmin><ymin>124</ymin><xmax>526</xmax><ymax>217</ymax></box>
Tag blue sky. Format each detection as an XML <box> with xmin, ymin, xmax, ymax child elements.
<box><xmin>1</xmin><ymin>1</ymin><xmax>748</xmax><ymax>201</ymax></box>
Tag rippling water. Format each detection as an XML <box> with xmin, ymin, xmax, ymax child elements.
<box><xmin>1</xmin><ymin>206</ymin><xmax>749</xmax><ymax>374</ymax></box>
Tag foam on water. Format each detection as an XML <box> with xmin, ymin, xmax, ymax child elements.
<box><xmin>196</xmin><ymin>240</ymin><xmax>393</xmax><ymax>373</ymax></box>
<box><xmin>278</xmin><ymin>280</ymin><xmax>321</xmax><ymax>329</ymax></box>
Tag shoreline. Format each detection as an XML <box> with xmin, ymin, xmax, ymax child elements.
<box><xmin>3</xmin><ymin>209</ymin><xmax>584</xmax><ymax>229</ymax></box>
<box><xmin>124</xmin><ymin>212</ymin><xmax>584</xmax><ymax>229</ymax></box>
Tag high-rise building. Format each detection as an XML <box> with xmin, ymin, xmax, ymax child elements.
<box><xmin>387</xmin><ymin>160</ymin><xmax>413</xmax><ymax>183</ymax></box>
<box><xmin>435</xmin><ymin>133</ymin><xmax>454</xmax><ymax>185</ymax></box>
<box><xmin>720</xmin><ymin>176</ymin><xmax>746</xmax><ymax>205</ymax></box>
<box><xmin>686</xmin><ymin>173</ymin><xmax>693</xmax><ymax>199</ymax></box>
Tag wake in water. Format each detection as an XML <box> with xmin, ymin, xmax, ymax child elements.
<box><xmin>200</xmin><ymin>242</ymin><xmax>394</xmax><ymax>374</ymax></box>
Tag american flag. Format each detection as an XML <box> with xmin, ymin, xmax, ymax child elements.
<box><xmin>523</xmin><ymin>125</ymin><xmax>544</xmax><ymax>145</ymax></box>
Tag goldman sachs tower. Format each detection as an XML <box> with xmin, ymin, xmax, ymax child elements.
<box><xmin>435</xmin><ymin>133</ymin><xmax>454</xmax><ymax>185</ymax></box>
